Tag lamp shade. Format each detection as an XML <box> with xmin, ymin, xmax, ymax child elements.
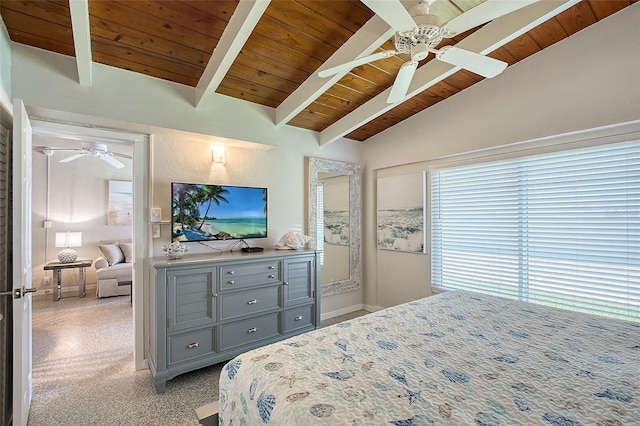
<box><xmin>55</xmin><ymin>232</ymin><xmax>82</xmax><ymax>263</ymax></box>
<box><xmin>55</xmin><ymin>232</ymin><xmax>82</xmax><ymax>248</ymax></box>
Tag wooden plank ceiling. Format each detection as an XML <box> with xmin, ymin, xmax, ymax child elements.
<box><xmin>0</xmin><ymin>0</ymin><xmax>636</xmax><ymax>143</ymax></box>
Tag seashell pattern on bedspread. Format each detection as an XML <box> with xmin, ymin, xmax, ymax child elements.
<box><xmin>218</xmin><ymin>291</ymin><xmax>640</xmax><ymax>425</ymax></box>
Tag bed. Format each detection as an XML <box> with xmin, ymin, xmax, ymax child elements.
<box><xmin>218</xmin><ymin>291</ymin><xmax>639</xmax><ymax>425</ymax></box>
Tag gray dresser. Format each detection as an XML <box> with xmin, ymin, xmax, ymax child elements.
<box><xmin>145</xmin><ymin>249</ymin><xmax>319</xmax><ymax>392</ymax></box>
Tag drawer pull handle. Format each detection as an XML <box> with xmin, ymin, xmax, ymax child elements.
<box><xmin>248</xmin><ymin>327</ymin><xmax>257</xmax><ymax>333</ymax></box>
<box><xmin>268</xmin><ymin>274</ymin><xmax>275</xmax><ymax>279</ymax></box>
<box><xmin>212</xmin><ymin>293</ymin><xmax>218</xmax><ymax>298</ymax></box>
<box><xmin>247</xmin><ymin>299</ymin><xmax>258</xmax><ymax>305</ymax></box>
<box><xmin>268</xmin><ymin>266</ymin><xmax>275</xmax><ymax>270</ymax></box>
<box><xmin>283</xmin><ymin>281</ymin><xmax>289</xmax><ymax>286</ymax></box>
<box><xmin>228</xmin><ymin>270</ymin><xmax>235</xmax><ymax>275</ymax></box>
<box><xmin>228</xmin><ymin>280</ymin><xmax>235</xmax><ymax>285</ymax></box>
<box><xmin>295</xmin><ymin>316</ymin><xmax>303</xmax><ymax>321</ymax></box>
<box><xmin>187</xmin><ymin>342</ymin><xmax>199</xmax><ymax>349</ymax></box>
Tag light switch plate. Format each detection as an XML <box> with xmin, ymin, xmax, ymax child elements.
<box><xmin>152</xmin><ymin>223</ymin><xmax>161</xmax><ymax>238</ymax></box>
<box><xmin>150</xmin><ymin>208</ymin><xmax>161</xmax><ymax>222</ymax></box>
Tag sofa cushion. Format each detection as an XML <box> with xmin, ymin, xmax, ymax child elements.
<box><xmin>96</xmin><ymin>262</ymin><xmax>132</xmax><ymax>282</ymax></box>
<box><xmin>99</xmin><ymin>244</ymin><xmax>124</xmax><ymax>266</ymax></box>
<box><xmin>119</xmin><ymin>242</ymin><xmax>133</xmax><ymax>263</ymax></box>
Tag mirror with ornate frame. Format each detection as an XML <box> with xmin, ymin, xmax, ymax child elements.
<box><xmin>307</xmin><ymin>157</ymin><xmax>361</xmax><ymax>296</ymax></box>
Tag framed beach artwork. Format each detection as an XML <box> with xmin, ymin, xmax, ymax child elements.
<box><xmin>108</xmin><ymin>180</ymin><xmax>133</xmax><ymax>225</ymax></box>
<box><xmin>377</xmin><ymin>171</ymin><xmax>427</xmax><ymax>253</ymax></box>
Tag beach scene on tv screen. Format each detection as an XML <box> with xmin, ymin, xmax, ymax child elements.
<box><xmin>172</xmin><ymin>183</ymin><xmax>267</xmax><ymax>242</ymax></box>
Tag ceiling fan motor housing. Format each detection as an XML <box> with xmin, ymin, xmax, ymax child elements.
<box><xmin>395</xmin><ymin>10</ymin><xmax>444</xmax><ymax>54</ymax></box>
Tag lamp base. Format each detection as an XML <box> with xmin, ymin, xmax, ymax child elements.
<box><xmin>58</xmin><ymin>248</ymin><xmax>78</xmax><ymax>263</ymax></box>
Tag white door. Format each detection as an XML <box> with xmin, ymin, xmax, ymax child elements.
<box><xmin>12</xmin><ymin>98</ymin><xmax>34</xmax><ymax>426</ymax></box>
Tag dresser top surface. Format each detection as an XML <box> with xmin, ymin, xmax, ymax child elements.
<box><xmin>147</xmin><ymin>248</ymin><xmax>316</xmax><ymax>269</ymax></box>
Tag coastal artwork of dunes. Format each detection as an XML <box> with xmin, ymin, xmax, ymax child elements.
<box><xmin>377</xmin><ymin>172</ymin><xmax>426</xmax><ymax>253</ymax></box>
<box><xmin>108</xmin><ymin>180</ymin><xmax>133</xmax><ymax>225</ymax></box>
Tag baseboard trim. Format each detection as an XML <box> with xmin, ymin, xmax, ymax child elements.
<box><xmin>33</xmin><ymin>283</ymin><xmax>98</xmax><ymax>297</ymax></box>
<box><xmin>321</xmin><ymin>304</ymin><xmax>366</xmax><ymax>321</ymax></box>
<box><xmin>363</xmin><ymin>304</ymin><xmax>384</xmax><ymax>312</ymax></box>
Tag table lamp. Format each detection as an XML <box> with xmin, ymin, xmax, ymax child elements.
<box><xmin>55</xmin><ymin>231</ymin><xmax>82</xmax><ymax>263</ymax></box>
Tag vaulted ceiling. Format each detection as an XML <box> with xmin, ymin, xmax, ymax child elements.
<box><xmin>0</xmin><ymin>0</ymin><xmax>635</xmax><ymax>144</ymax></box>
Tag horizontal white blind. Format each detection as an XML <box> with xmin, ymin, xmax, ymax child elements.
<box><xmin>432</xmin><ymin>141</ymin><xmax>640</xmax><ymax>322</ymax></box>
<box><xmin>317</xmin><ymin>183</ymin><xmax>325</xmax><ymax>266</ymax></box>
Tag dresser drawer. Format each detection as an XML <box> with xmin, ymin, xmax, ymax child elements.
<box><xmin>220</xmin><ymin>312</ymin><xmax>280</xmax><ymax>351</ymax></box>
<box><xmin>220</xmin><ymin>285</ymin><xmax>280</xmax><ymax>321</ymax></box>
<box><xmin>168</xmin><ymin>327</ymin><xmax>216</xmax><ymax>365</ymax></box>
<box><xmin>220</xmin><ymin>261</ymin><xmax>280</xmax><ymax>290</ymax></box>
<box><xmin>283</xmin><ymin>304</ymin><xmax>314</xmax><ymax>333</ymax></box>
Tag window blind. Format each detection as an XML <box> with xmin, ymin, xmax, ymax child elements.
<box><xmin>317</xmin><ymin>183</ymin><xmax>325</xmax><ymax>266</ymax></box>
<box><xmin>431</xmin><ymin>140</ymin><xmax>640</xmax><ymax>322</ymax></box>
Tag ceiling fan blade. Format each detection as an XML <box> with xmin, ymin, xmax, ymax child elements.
<box><xmin>387</xmin><ymin>61</ymin><xmax>418</xmax><ymax>104</ymax></box>
<box><xmin>59</xmin><ymin>153</ymin><xmax>87</xmax><ymax>163</ymax></box>
<box><xmin>444</xmin><ymin>0</ymin><xmax>539</xmax><ymax>36</ymax></box>
<box><xmin>112</xmin><ymin>152</ymin><xmax>133</xmax><ymax>160</ymax></box>
<box><xmin>436</xmin><ymin>46</ymin><xmax>507</xmax><ymax>78</ymax></box>
<box><xmin>100</xmin><ymin>153</ymin><xmax>125</xmax><ymax>169</ymax></box>
<box><xmin>361</xmin><ymin>0</ymin><xmax>416</xmax><ymax>32</ymax></box>
<box><xmin>318</xmin><ymin>50</ymin><xmax>397</xmax><ymax>77</ymax></box>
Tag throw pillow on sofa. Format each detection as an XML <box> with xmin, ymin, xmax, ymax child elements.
<box><xmin>99</xmin><ymin>244</ymin><xmax>124</xmax><ymax>266</ymax></box>
<box><xmin>119</xmin><ymin>242</ymin><xmax>133</xmax><ymax>263</ymax></box>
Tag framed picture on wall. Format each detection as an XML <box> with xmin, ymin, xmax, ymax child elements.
<box><xmin>377</xmin><ymin>171</ymin><xmax>427</xmax><ymax>253</ymax></box>
<box><xmin>108</xmin><ymin>180</ymin><xmax>133</xmax><ymax>225</ymax></box>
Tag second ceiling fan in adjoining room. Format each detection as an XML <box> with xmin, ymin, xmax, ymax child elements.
<box><xmin>39</xmin><ymin>142</ymin><xmax>130</xmax><ymax>169</ymax></box>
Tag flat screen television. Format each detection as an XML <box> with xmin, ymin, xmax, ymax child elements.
<box><xmin>171</xmin><ymin>183</ymin><xmax>267</xmax><ymax>242</ymax></box>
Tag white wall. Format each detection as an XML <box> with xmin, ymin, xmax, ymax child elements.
<box><xmin>31</xmin><ymin>136</ymin><xmax>133</xmax><ymax>292</ymax></box>
<box><xmin>362</xmin><ymin>4</ymin><xmax>640</xmax><ymax>309</ymax></box>
<box><xmin>0</xmin><ymin>18</ymin><xmax>11</xmax><ymax>124</ymax></box>
<box><xmin>10</xmin><ymin>45</ymin><xmax>363</xmax><ymax>314</ymax></box>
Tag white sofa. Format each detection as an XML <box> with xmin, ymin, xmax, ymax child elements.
<box><xmin>94</xmin><ymin>241</ymin><xmax>132</xmax><ymax>298</ymax></box>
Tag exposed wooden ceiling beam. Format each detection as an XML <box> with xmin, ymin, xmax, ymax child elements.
<box><xmin>319</xmin><ymin>0</ymin><xmax>580</xmax><ymax>146</ymax></box>
<box><xmin>275</xmin><ymin>15</ymin><xmax>394</xmax><ymax>128</ymax></box>
<box><xmin>195</xmin><ymin>0</ymin><xmax>271</xmax><ymax>107</ymax></box>
<box><xmin>69</xmin><ymin>0</ymin><xmax>92</xmax><ymax>86</ymax></box>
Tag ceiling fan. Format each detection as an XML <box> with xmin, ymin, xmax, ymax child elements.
<box><xmin>39</xmin><ymin>142</ymin><xmax>130</xmax><ymax>169</ymax></box>
<box><xmin>319</xmin><ymin>0</ymin><xmax>537</xmax><ymax>103</ymax></box>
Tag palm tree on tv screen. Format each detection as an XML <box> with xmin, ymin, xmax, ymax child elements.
<box><xmin>173</xmin><ymin>184</ymin><xmax>201</xmax><ymax>231</ymax></box>
<box><xmin>196</xmin><ymin>185</ymin><xmax>230</xmax><ymax>231</ymax></box>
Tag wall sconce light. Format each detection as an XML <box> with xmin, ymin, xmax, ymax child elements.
<box><xmin>211</xmin><ymin>143</ymin><xmax>226</xmax><ymax>164</ymax></box>
<box><xmin>55</xmin><ymin>231</ymin><xmax>82</xmax><ymax>263</ymax></box>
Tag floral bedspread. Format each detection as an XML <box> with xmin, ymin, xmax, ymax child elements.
<box><xmin>218</xmin><ymin>291</ymin><xmax>640</xmax><ymax>425</ymax></box>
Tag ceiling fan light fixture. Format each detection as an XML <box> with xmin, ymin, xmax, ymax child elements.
<box><xmin>411</xmin><ymin>44</ymin><xmax>430</xmax><ymax>62</ymax></box>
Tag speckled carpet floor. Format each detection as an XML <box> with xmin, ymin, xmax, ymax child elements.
<box><xmin>29</xmin><ymin>295</ymin><xmax>222</xmax><ymax>425</ymax></box>
<box><xmin>28</xmin><ymin>294</ymin><xmax>366</xmax><ymax>425</ymax></box>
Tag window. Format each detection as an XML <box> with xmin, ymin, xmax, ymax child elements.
<box><xmin>316</xmin><ymin>182</ymin><xmax>324</xmax><ymax>266</ymax></box>
<box><xmin>431</xmin><ymin>141</ymin><xmax>640</xmax><ymax>322</ymax></box>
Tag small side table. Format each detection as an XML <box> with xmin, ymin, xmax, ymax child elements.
<box><xmin>44</xmin><ymin>260</ymin><xmax>93</xmax><ymax>301</ymax></box>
